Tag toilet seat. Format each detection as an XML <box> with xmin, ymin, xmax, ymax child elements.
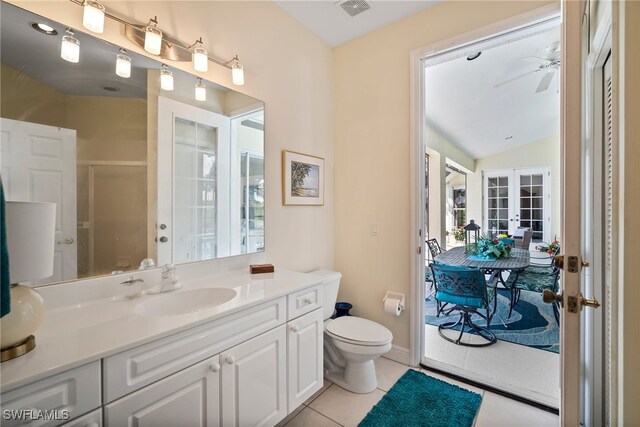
<box><xmin>325</xmin><ymin>316</ymin><xmax>392</xmax><ymax>346</ymax></box>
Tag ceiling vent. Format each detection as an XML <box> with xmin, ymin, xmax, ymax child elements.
<box><xmin>337</xmin><ymin>0</ymin><xmax>373</xmax><ymax>18</ymax></box>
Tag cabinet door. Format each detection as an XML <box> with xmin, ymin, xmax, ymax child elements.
<box><xmin>105</xmin><ymin>355</ymin><xmax>220</xmax><ymax>427</ymax></box>
<box><xmin>287</xmin><ymin>309</ymin><xmax>323</xmax><ymax>410</ymax></box>
<box><xmin>221</xmin><ymin>326</ymin><xmax>286</xmax><ymax>427</ymax></box>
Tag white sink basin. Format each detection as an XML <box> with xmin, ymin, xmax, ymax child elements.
<box><xmin>135</xmin><ymin>288</ymin><xmax>237</xmax><ymax>317</ymax></box>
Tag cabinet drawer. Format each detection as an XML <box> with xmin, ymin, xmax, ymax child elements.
<box><xmin>287</xmin><ymin>285</ymin><xmax>322</xmax><ymax>320</ymax></box>
<box><xmin>103</xmin><ymin>296</ymin><xmax>286</xmax><ymax>402</ymax></box>
<box><xmin>59</xmin><ymin>408</ymin><xmax>102</xmax><ymax>427</ymax></box>
<box><xmin>0</xmin><ymin>361</ymin><xmax>101</xmax><ymax>427</ymax></box>
<box><xmin>105</xmin><ymin>355</ymin><xmax>220</xmax><ymax>427</ymax></box>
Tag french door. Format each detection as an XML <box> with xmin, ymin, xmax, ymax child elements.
<box><xmin>483</xmin><ymin>167</ymin><xmax>550</xmax><ymax>241</ymax></box>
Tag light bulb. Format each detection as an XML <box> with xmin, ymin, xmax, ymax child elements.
<box><xmin>82</xmin><ymin>0</ymin><xmax>105</xmax><ymax>33</ymax></box>
<box><xmin>195</xmin><ymin>79</ymin><xmax>206</xmax><ymax>101</ymax></box>
<box><xmin>61</xmin><ymin>29</ymin><xmax>80</xmax><ymax>63</ymax></box>
<box><xmin>231</xmin><ymin>58</ymin><xmax>244</xmax><ymax>86</ymax></box>
<box><xmin>144</xmin><ymin>19</ymin><xmax>162</xmax><ymax>55</ymax></box>
<box><xmin>160</xmin><ymin>65</ymin><xmax>174</xmax><ymax>91</ymax></box>
<box><xmin>193</xmin><ymin>45</ymin><xmax>208</xmax><ymax>73</ymax></box>
<box><xmin>116</xmin><ymin>50</ymin><xmax>131</xmax><ymax>78</ymax></box>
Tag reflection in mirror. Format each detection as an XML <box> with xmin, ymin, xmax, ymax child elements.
<box><xmin>0</xmin><ymin>3</ymin><xmax>264</xmax><ymax>286</ymax></box>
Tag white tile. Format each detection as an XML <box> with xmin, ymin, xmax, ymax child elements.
<box><xmin>284</xmin><ymin>407</ymin><xmax>342</xmax><ymax>427</ymax></box>
<box><xmin>276</xmin><ymin>405</ymin><xmax>304</xmax><ymax>427</ymax></box>
<box><xmin>474</xmin><ymin>391</ymin><xmax>559</xmax><ymax>427</ymax></box>
<box><xmin>304</xmin><ymin>378</ymin><xmax>333</xmax><ymax>405</ymax></box>
<box><xmin>424</xmin><ymin>324</ymin><xmax>560</xmax><ymax>404</ymax></box>
<box><xmin>373</xmin><ymin>356</ymin><xmax>419</xmax><ymax>391</ymax></box>
<box><xmin>309</xmin><ymin>384</ymin><xmax>385</xmax><ymax>427</ymax></box>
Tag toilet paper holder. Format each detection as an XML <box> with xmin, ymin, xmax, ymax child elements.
<box><xmin>383</xmin><ymin>291</ymin><xmax>405</xmax><ymax>311</ymax></box>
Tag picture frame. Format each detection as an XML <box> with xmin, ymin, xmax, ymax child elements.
<box><xmin>282</xmin><ymin>150</ymin><xmax>324</xmax><ymax>206</ymax></box>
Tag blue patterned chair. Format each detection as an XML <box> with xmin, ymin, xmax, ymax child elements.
<box><xmin>430</xmin><ymin>264</ymin><xmax>497</xmax><ymax>346</ymax></box>
<box><xmin>504</xmin><ymin>265</ymin><xmax>561</xmax><ymax>323</ymax></box>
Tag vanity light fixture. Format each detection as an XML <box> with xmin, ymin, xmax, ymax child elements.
<box><xmin>115</xmin><ymin>48</ymin><xmax>131</xmax><ymax>78</ymax></box>
<box><xmin>195</xmin><ymin>78</ymin><xmax>206</xmax><ymax>101</ymax></box>
<box><xmin>68</xmin><ymin>0</ymin><xmax>248</xmax><ymax>85</ymax></box>
<box><xmin>60</xmin><ymin>28</ymin><xmax>80</xmax><ymax>63</ymax></box>
<box><xmin>143</xmin><ymin>17</ymin><xmax>162</xmax><ymax>55</ymax></box>
<box><xmin>160</xmin><ymin>64</ymin><xmax>174</xmax><ymax>91</ymax></box>
<box><xmin>82</xmin><ymin>0</ymin><xmax>105</xmax><ymax>33</ymax></box>
<box><xmin>190</xmin><ymin>38</ymin><xmax>208</xmax><ymax>73</ymax></box>
<box><xmin>230</xmin><ymin>55</ymin><xmax>244</xmax><ymax>86</ymax></box>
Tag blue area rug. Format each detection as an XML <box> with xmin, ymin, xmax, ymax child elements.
<box><xmin>359</xmin><ymin>369</ymin><xmax>482</xmax><ymax>427</ymax></box>
<box><xmin>425</xmin><ymin>289</ymin><xmax>559</xmax><ymax>353</ymax></box>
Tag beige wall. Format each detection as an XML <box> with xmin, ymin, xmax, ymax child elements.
<box><xmin>11</xmin><ymin>1</ymin><xmax>334</xmax><ymax>274</ymax></box>
<box><xmin>334</xmin><ymin>1</ymin><xmax>552</xmax><ymax>349</ymax></box>
<box><xmin>0</xmin><ymin>64</ymin><xmax>67</xmax><ymax>128</ymax></box>
<box><xmin>466</xmin><ymin>134</ymin><xmax>561</xmax><ymax>241</ymax></box>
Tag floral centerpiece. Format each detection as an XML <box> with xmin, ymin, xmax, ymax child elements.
<box><xmin>536</xmin><ymin>238</ymin><xmax>560</xmax><ymax>255</ymax></box>
<box><xmin>474</xmin><ymin>236</ymin><xmax>512</xmax><ymax>259</ymax></box>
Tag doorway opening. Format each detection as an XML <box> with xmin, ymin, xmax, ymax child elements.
<box><xmin>419</xmin><ymin>16</ymin><xmax>561</xmax><ymax>408</ymax></box>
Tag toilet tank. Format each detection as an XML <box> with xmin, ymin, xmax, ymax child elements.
<box><xmin>308</xmin><ymin>270</ymin><xmax>342</xmax><ymax>320</ymax></box>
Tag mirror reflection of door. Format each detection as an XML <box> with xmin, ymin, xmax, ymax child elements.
<box><xmin>0</xmin><ymin>118</ymin><xmax>77</xmax><ymax>283</ymax></box>
<box><xmin>157</xmin><ymin>96</ymin><xmax>230</xmax><ymax>265</ymax></box>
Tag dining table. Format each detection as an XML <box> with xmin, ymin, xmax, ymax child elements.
<box><xmin>433</xmin><ymin>246</ymin><xmax>530</xmax><ymax>285</ymax></box>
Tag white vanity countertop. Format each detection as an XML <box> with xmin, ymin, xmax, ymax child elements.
<box><xmin>0</xmin><ymin>269</ymin><xmax>322</xmax><ymax>392</ymax></box>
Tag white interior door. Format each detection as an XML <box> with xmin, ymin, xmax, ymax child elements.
<box><xmin>484</xmin><ymin>168</ymin><xmax>550</xmax><ymax>241</ymax></box>
<box><xmin>560</xmin><ymin>0</ymin><xmax>585</xmax><ymax>423</ymax></box>
<box><xmin>0</xmin><ymin>118</ymin><xmax>77</xmax><ymax>283</ymax></box>
<box><xmin>157</xmin><ymin>97</ymin><xmax>230</xmax><ymax>265</ymax></box>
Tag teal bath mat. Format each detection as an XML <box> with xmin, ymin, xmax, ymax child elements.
<box><xmin>359</xmin><ymin>369</ymin><xmax>482</xmax><ymax>427</ymax></box>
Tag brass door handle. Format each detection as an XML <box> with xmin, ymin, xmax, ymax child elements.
<box><xmin>542</xmin><ymin>290</ymin><xmax>600</xmax><ymax>312</ymax></box>
<box><xmin>543</xmin><ymin>289</ymin><xmax>564</xmax><ymax>307</ymax></box>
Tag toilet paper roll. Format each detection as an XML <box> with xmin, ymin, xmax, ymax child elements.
<box><xmin>384</xmin><ymin>298</ymin><xmax>402</xmax><ymax>316</ymax></box>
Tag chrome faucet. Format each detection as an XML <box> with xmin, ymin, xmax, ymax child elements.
<box><xmin>139</xmin><ymin>258</ymin><xmax>156</xmax><ymax>270</ymax></box>
<box><xmin>121</xmin><ymin>276</ymin><xmax>144</xmax><ymax>300</ymax></box>
<box><xmin>121</xmin><ymin>277</ymin><xmax>144</xmax><ymax>286</ymax></box>
<box><xmin>148</xmin><ymin>264</ymin><xmax>181</xmax><ymax>294</ymax></box>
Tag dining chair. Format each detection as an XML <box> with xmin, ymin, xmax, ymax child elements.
<box><xmin>504</xmin><ymin>265</ymin><xmax>561</xmax><ymax>323</ymax></box>
<box><xmin>425</xmin><ymin>238</ymin><xmax>443</xmax><ymax>292</ymax></box>
<box><xmin>514</xmin><ymin>229</ymin><xmax>533</xmax><ymax>249</ymax></box>
<box><xmin>429</xmin><ymin>264</ymin><xmax>497</xmax><ymax>346</ymax></box>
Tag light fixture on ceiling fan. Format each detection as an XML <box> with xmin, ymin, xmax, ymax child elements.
<box><xmin>494</xmin><ymin>41</ymin><xmax>560</xmax><ymax>93</ymax></box>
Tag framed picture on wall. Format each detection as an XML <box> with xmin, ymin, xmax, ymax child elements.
<box><xmin>282</xmin><ymin>150</ymin><xmax>324</xmax><ymax>206</ymax></box>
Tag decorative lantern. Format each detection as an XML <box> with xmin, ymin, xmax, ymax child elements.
<box><xmin>464</xmin><ymin>219</ymin><xmax>481</xmax><ymax>254</ymax></box>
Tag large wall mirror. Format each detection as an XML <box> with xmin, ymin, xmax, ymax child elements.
<box><xmin>0</xmin><ymin>3</ymin><xmax>265</xmax><ymax>286</ymax></box>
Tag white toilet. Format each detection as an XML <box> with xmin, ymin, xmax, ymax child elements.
<box><xmin>310</xmin><ymin>270</ymin><xmax>393</xmax><ymax>394</ymax></box>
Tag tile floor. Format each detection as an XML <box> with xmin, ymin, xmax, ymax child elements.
<box><xmin>424</xmin><ymin>314</ymin><xmax>560</xmax><ymax>406</ymax></box>
<box><xmin>278</xmin><ymin>356</ymin><xmax>559</xmax><ymax>427</ymax></box>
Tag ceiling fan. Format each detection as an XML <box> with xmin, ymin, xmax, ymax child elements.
<box><xmin>494</xmin><ymin>41</ymin><xmax>561</xmax><ymax>93</ymax></box>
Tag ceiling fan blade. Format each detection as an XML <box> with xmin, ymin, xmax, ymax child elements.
<box><xmin>521</xmin><ymin>56</ymin><xmax>551</xmax><ymax>65</ymax></box>
<box><xmin>535</xmin><ymin>71</ymin><xmax>555</xmax><ymax>93</ymax></box>
<box><xmin>494</xmin><ymin>69</ymin><xmax>540</xmax><ymax>88</ymax></box>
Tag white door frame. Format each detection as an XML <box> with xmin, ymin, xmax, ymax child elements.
<box><xmin>408</xmin><ymin>0</ymin><xmax>591</xmax><ymax>414</ymax></box>
<box><xmin>582</xmin><ymin>4</ymin><xmax>612</xmax><ymax>425</ymax></box>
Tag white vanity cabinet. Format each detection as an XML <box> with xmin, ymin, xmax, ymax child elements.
<box><xmin>287</xmin><ymin>308</ymin><xmax>324</xmax><ymax>410</ymax></box>
<box><xmin>221</xmin><ymin>326</ymin><xmax>287</xmax><ymax>426</ymax></box>
<box><xmin>104</xmin><ymin>355</ymin><xmax>221</xmax><ymax>426</ymax></box>
<box><xmin>1</xmin><ymin>278</ymin><xmax>325</xmax><ymax>427</ymax></box>
<box><xmin>0</xmin><ymin>361</ymin><xmax>101</xmax><ymax>427</ymax></box>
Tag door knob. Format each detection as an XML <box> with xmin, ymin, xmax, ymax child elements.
<box><xmin>554</xmin><ymin>255</ymin><xmax>564</xmax><ymax>270</ymax></box>
<box><xmin>210</xmin><ymin>362</ymin><xmax>221</xmax><ymax>372</ymax></box>
<box><xmin>290</xmin><ymin>325</ymin><xmax>299</xmax><ymax>333</ymax></box>
<box><xmin>543</xmin><ymin>290</ymin><xmax>600</xmax><ymax>312</ymax></box>
<box><xmin>159</xmin><ymin>236</ymin><xmax>168</xmax><ymax>243</ymax></box>
<box><xmin>543</xmin><ymin>289</ymin><xmax>564</xmax><ymax>307</ymax></box>
<box><xmin>225</xmin><ymin>355</ymin><xmax>235</xmax><ymax>365</ymax></box>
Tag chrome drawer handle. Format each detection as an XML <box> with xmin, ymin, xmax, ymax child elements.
<box><xmin>303</xmin><ymin>298</ymin><xmax>312</xmax><ymax>305</ymax></box>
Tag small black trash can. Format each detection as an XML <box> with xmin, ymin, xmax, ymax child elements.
<box><xmin>333</xmin><ymin>302</ymin><xmax>353</xmax><ymax>318</ymax></box>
